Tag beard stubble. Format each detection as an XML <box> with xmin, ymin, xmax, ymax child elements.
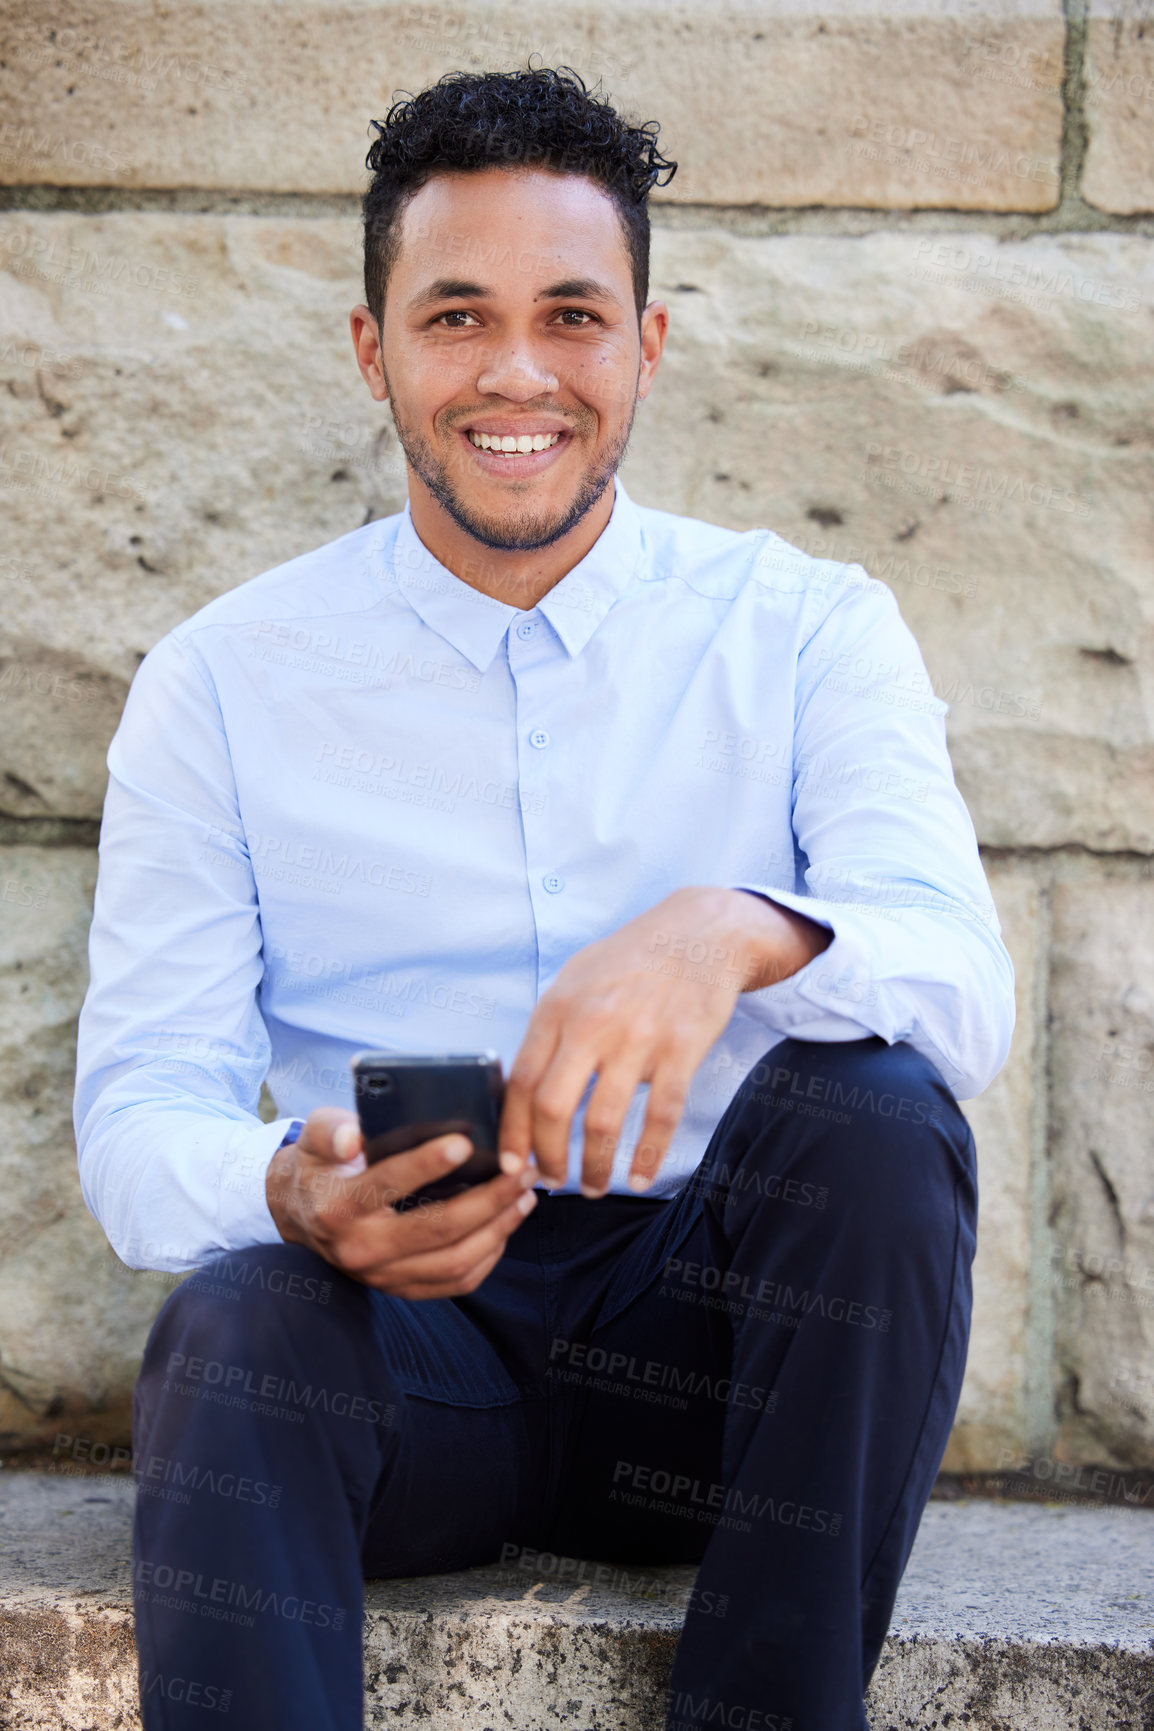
<box><xmin>381</xmin><ymin>370</ymin><xmax>638</xmax><ymax>553</ymax></box>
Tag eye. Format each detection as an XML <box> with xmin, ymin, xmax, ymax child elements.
<box><xmin>555</xmin><ymin>308</ymin><xmax>598</xmax><ymax>326</ymax></box>
<box><xmin>432</xmin><ymin>309</ymin><xmax>479</xmax><ymax>328</ymax></box>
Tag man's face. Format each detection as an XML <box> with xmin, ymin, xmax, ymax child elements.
<box><xmin>356</xmin><ymin>166</ymin><xmax>666</xmax><ymax>554</ymax></box>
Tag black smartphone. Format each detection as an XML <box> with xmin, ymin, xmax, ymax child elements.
<box><xmin>351</xmin><ymin>1051</ymin><xmax>505</xmax><ymax>1211</ymax></box>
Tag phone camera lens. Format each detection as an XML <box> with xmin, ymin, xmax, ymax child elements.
<box><xmin>365</xmin><ymin>1075</ymin><xmax>393</xmax><ymax>1096</ymax></box>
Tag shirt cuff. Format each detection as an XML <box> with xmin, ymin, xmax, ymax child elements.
<box><xmin>731</xmin><ymin>885</ymin><xmax>876</xmax><ymax>1034</ymax></box>
<box><xmin>216</xmin><ymin>1116</ymin><xmax>299</xmax><ymax>1250</ymax></box>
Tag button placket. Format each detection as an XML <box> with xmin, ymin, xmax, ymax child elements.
<box><xmin>507</xmin><ymin>617</ymin><xmax>566</xmax><ymax>991</ymax></box>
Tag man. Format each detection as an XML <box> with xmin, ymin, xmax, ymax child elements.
<box><xmin>75</xmin><ymin>63</ymin><xmax>1014</xmax><ymax>1731</ymax></box>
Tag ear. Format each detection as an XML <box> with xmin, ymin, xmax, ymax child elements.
<box><xmin>637</xmin><ymin>301</ymin><xmax>669</xmax><ymax>404</ymax></box>
<box><xmin>349</xmin><ymin>305</ymin><xmax>389</xmax><ymax>402</ymax></box>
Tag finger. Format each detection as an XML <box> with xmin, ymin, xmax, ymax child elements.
<box><xmin>528</xmin><ymin>1037</ymin><xmax>600</xmax><ymax>1186</ymax></box>
<box><xmin>579</xmin><ymin>1051</ymin><xmax>648</xmax><ymax>1197</ymax></box>
<box><xmin>385</xmin><ymin>1240</ymin><xmax>510</xmax><ymax>1302</ymax></box>
<box><xmin>360</xmin><ymin>1131</ymin><xmax>479</xmax><ymax>1204</ymax></box>
<box><xmin>501</xmin><ymin>1014</ymin><xmax>563</xmax><ymax>1179</ymax></box>
<box><xmin>384</xmin><ymin>1186</ymin><xmax>538</xmax><ymax>1286</ymax></box>
<box><xmin>304</xmin><ymin>1131</ymin><xmax>475</xmax><ymax>1227</ymax></box>
<box><xmin>313</xmin><ymin>1158</ymin><xmax>534</xmax><ymax>1271</ymax></box>
<box><xmin>379</xmin><ymin>1163</ymin><xmax>538</xmax><ymax>1252</ymax></box>
<box><xmin>356</xmin><ymin>1187</ymin><xmax>539</xmax><ymax>1291</ymax></box>
<box><xmin>382</xmin><ymin>1187</ymin><xmax>538</xmax><ymax>1288</ymax></box>
<box><xmin>626</xmin><ymin>1059</ymin><xmax>691</xmax><ymax>1192</ymax></box>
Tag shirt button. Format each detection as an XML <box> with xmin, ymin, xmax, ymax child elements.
<box><xmin>516</xmin><ymin>620</ymin><xmax>536</xmax><ymax>639</ymax></box>
<box><xmin>543</xmin><ymin>874</ymin><xmax>565</xmax><ymax>894</ymax></box>
<box><xmin>529</xmin><ymin>729</ymin><xmax>550</xmax><ymax>749</ymax></box>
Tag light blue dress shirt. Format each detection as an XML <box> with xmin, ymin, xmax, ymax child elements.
<box><xmin>74</xmin><ymin>477</ymin><xmax>1014</xmax><ymax>1272</ymax></box>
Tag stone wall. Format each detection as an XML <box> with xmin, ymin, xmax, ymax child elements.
<box><xmin>0</xmin><ymin>0</ymin><xmax>1150</xmax><ymax>1472</ymax></box>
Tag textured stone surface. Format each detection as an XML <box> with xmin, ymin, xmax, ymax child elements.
<box><xmin>1</xmin><ymin>1474</ymin><xmax>1151</xmax><ymax>1729</ymax></box>
<box><xmin>944</xmin><ymin>858</ymin><xmax>1041</xmax><ymax>1471</ymax></box>
<box><xmin>0</xmin><ymin>0</ymin><xmax>1064</xmax><ymax>209</ymax></box>
<box><xmin>2</xmin><ymin>216</ymin><xmax>1152</xmax><ymax>850</ymax></box>
<box><xmin>1049</xmin><ymin>870</ymin><xmax>1154</xmax><ymax>1469</ymax></box>
<box><xmin>0</xmin><ymin>847</ymin><xmax>177</xmax><ymax>1448</ymax></box>
<box><xmin>1083</xmin><ymin>6</ymin><xmax>1154</xmax><ymax>216</ymax></box>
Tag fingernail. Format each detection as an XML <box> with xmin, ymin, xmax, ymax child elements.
<box><xmin>517</xmin><ymin>1189</ymin><xmax>538</xmax><ymax>1215</ymax></box>
<box><xmin>333</xmin><ymin>1124</ymin><xmax>359</xmax><ymax>1160</ymax></box>
<box><xmin>498</xmin><ymin>1149</ymin><xmax>524</xmax><ymax>1176</ymax></box>
<box><xmin>628</xmin><ymin>1172</ymin><xmax>651</xmax><ymax>1192</ymax></box>
<box><xmin>580</xmin><ymin>1183</ymin><xmax>607</xmax><ymax>1200</ymax></box>
<box><xmin>444</xmin><ymin>1136</ymin><xmax>472</xmax><ymax>1165</ymax></box>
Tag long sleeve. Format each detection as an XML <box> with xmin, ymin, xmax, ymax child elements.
<box><xmin>74</xmin><ymin>632</ymin><xmax>292</xmax><ymax>1272</ymax></box>
<box><xmin>731</xmin><ymin>566</ymin><xmax>1015</xmax><ymax>1101</ymax></box>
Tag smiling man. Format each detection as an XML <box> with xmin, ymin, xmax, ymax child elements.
<box><xmin>75</xmin><ymin>65</ymin><xmax>1014</xmax><ymax>1731</ymax></box>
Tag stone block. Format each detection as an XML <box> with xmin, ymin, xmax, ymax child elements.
<box><xmin>0</xmin><ymin>848</ymin><xmax>98</xmax><ymax>1257</ymax></box>
<box><xmin>2</xmin><ymin>215</ymin><xmax>1152</xmax><ymax>850</ymax></box>
<box><xmin>0</xmin><ymin>0</ymin><xmax>1064</xmax><ymax>208</ymax></box>
<box><xmin>0</xmin><ymin>846</ymin><xmax>177</xmax><ymax>1447</ymax></box>
<box><xmin>2</xmin><ymin>1475</ymin><xmax>1152</xmax><ymax>1729</ymax></box>
<box><xmin>943</xmin><ymin>857</ymin><xmax>1042</xmax><ymax>1471</ymax></box>
<box><xmin>1083</xmin><ymin>5</ymin><xmax>1154</xmax><ymax>216</ymax></box>
<box><xmin>1049</xmin><ymin>869</ymin><xmax>1154</xmax><ymax>1468</ymax></box>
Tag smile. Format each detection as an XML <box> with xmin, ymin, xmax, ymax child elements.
<box><xmin>466</xmin><ymin>430</ymin><xmax>562</xmax><ymax>453</ymax></box>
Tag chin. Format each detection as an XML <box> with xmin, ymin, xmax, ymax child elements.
<box><xmin>455</xmin><ymin>504</ymin><xmax>579</xmax><ymax>554</ymax></box>
<box><xmin>450</xmin><ymin>476</ymin><xmax>596</xmax><ymax>544</ymax></box>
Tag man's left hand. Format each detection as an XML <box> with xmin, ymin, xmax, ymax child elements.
<box><xmin>497</xmin><ymin>886</ymin><xmax>832</xmax><ymax>1196</ymax></box>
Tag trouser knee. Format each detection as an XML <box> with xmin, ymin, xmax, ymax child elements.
<box><xmin>138</xmin><ymin>1244</ymin><xmax>346</xmax><ymax>1387</ymax></box>
<box><xmin>706</xmin><ymin>1037</ymin><xmax>975</xmax><ymax>1237</ymax></box>
<box><xmin>742</xmin><ymin>1035</ymin><xmax>956</xmax><ymax>1130</ymax></box>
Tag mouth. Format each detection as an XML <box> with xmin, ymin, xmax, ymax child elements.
<box><xmin>463</xmin><ymin>427</ymin><xmax>564</xmax><ymax>453</ymax></box>
<box><xmin>458</xmin><ymin>425</ymin><xmax>572</xmax><ymax>478</ymax></box>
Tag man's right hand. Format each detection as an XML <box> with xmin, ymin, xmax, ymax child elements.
<box><xmin>265</xmin><ymin>1107</ymin><xmax>538</xmax><ymax>1297</ymax></box>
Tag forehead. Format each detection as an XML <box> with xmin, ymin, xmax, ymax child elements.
<box><xmin>393</xmin><ymin>167</ymin><xmax>631</xmax><ymax>291</ymax></box>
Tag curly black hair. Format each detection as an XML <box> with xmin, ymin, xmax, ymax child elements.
<box><xmin>362</xmin><ymin>63</ymin><xmax>677</xmax><ymax>329</ymax></box>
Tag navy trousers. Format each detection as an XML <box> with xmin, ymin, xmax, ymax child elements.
<box><xmin>131</xmin><ymin>1037</ymin><xmax>977</xmax><ymax>1730</ymax></box>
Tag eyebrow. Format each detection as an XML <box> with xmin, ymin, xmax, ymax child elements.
<box><xmin>407</xmin><ymin>279</ymin><xmax>484</xmax><ymax>310</ymax></box>
<box><xmin>407</xmin><ymin>276</ymin><xmax>624</xmax><ymax>311</ymax></box>
<box><xmin>541</xmin><ymin>277</ymin><xmax>622</xmax><ymax>305</ymax></box>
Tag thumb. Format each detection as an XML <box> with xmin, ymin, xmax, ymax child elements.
<box><xmin>299</xmin><ymin>1107</ymin><xmax>363</xmax><ymax>1166</ymax></box>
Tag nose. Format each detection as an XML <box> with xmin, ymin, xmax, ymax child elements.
<box><xmin>475</xmin><ymin>344</ymin><xmax>559</xmax><ymax>401</ymax></box>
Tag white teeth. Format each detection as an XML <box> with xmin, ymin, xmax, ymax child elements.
<box><xmin>467</xmin><ymin>430</ymin><xmax>561</xmax><ymax>453</ymax></box>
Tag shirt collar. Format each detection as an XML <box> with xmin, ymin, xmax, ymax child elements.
<box><xmin>386</xmin><ymin>477</ymin><xmax>644</xmax><ymax>672</ymax></box>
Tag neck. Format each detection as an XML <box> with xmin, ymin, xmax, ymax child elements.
<box><xmin>406</xmin><ymin>477</ymin><xmax>617</xmax><ymax>610</ymax></box>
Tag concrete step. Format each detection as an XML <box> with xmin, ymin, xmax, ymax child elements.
<box><xmin>0</xmin><ymin>1472</ymin><xmax>1150</xmax><ymax>1729</ymax></box>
